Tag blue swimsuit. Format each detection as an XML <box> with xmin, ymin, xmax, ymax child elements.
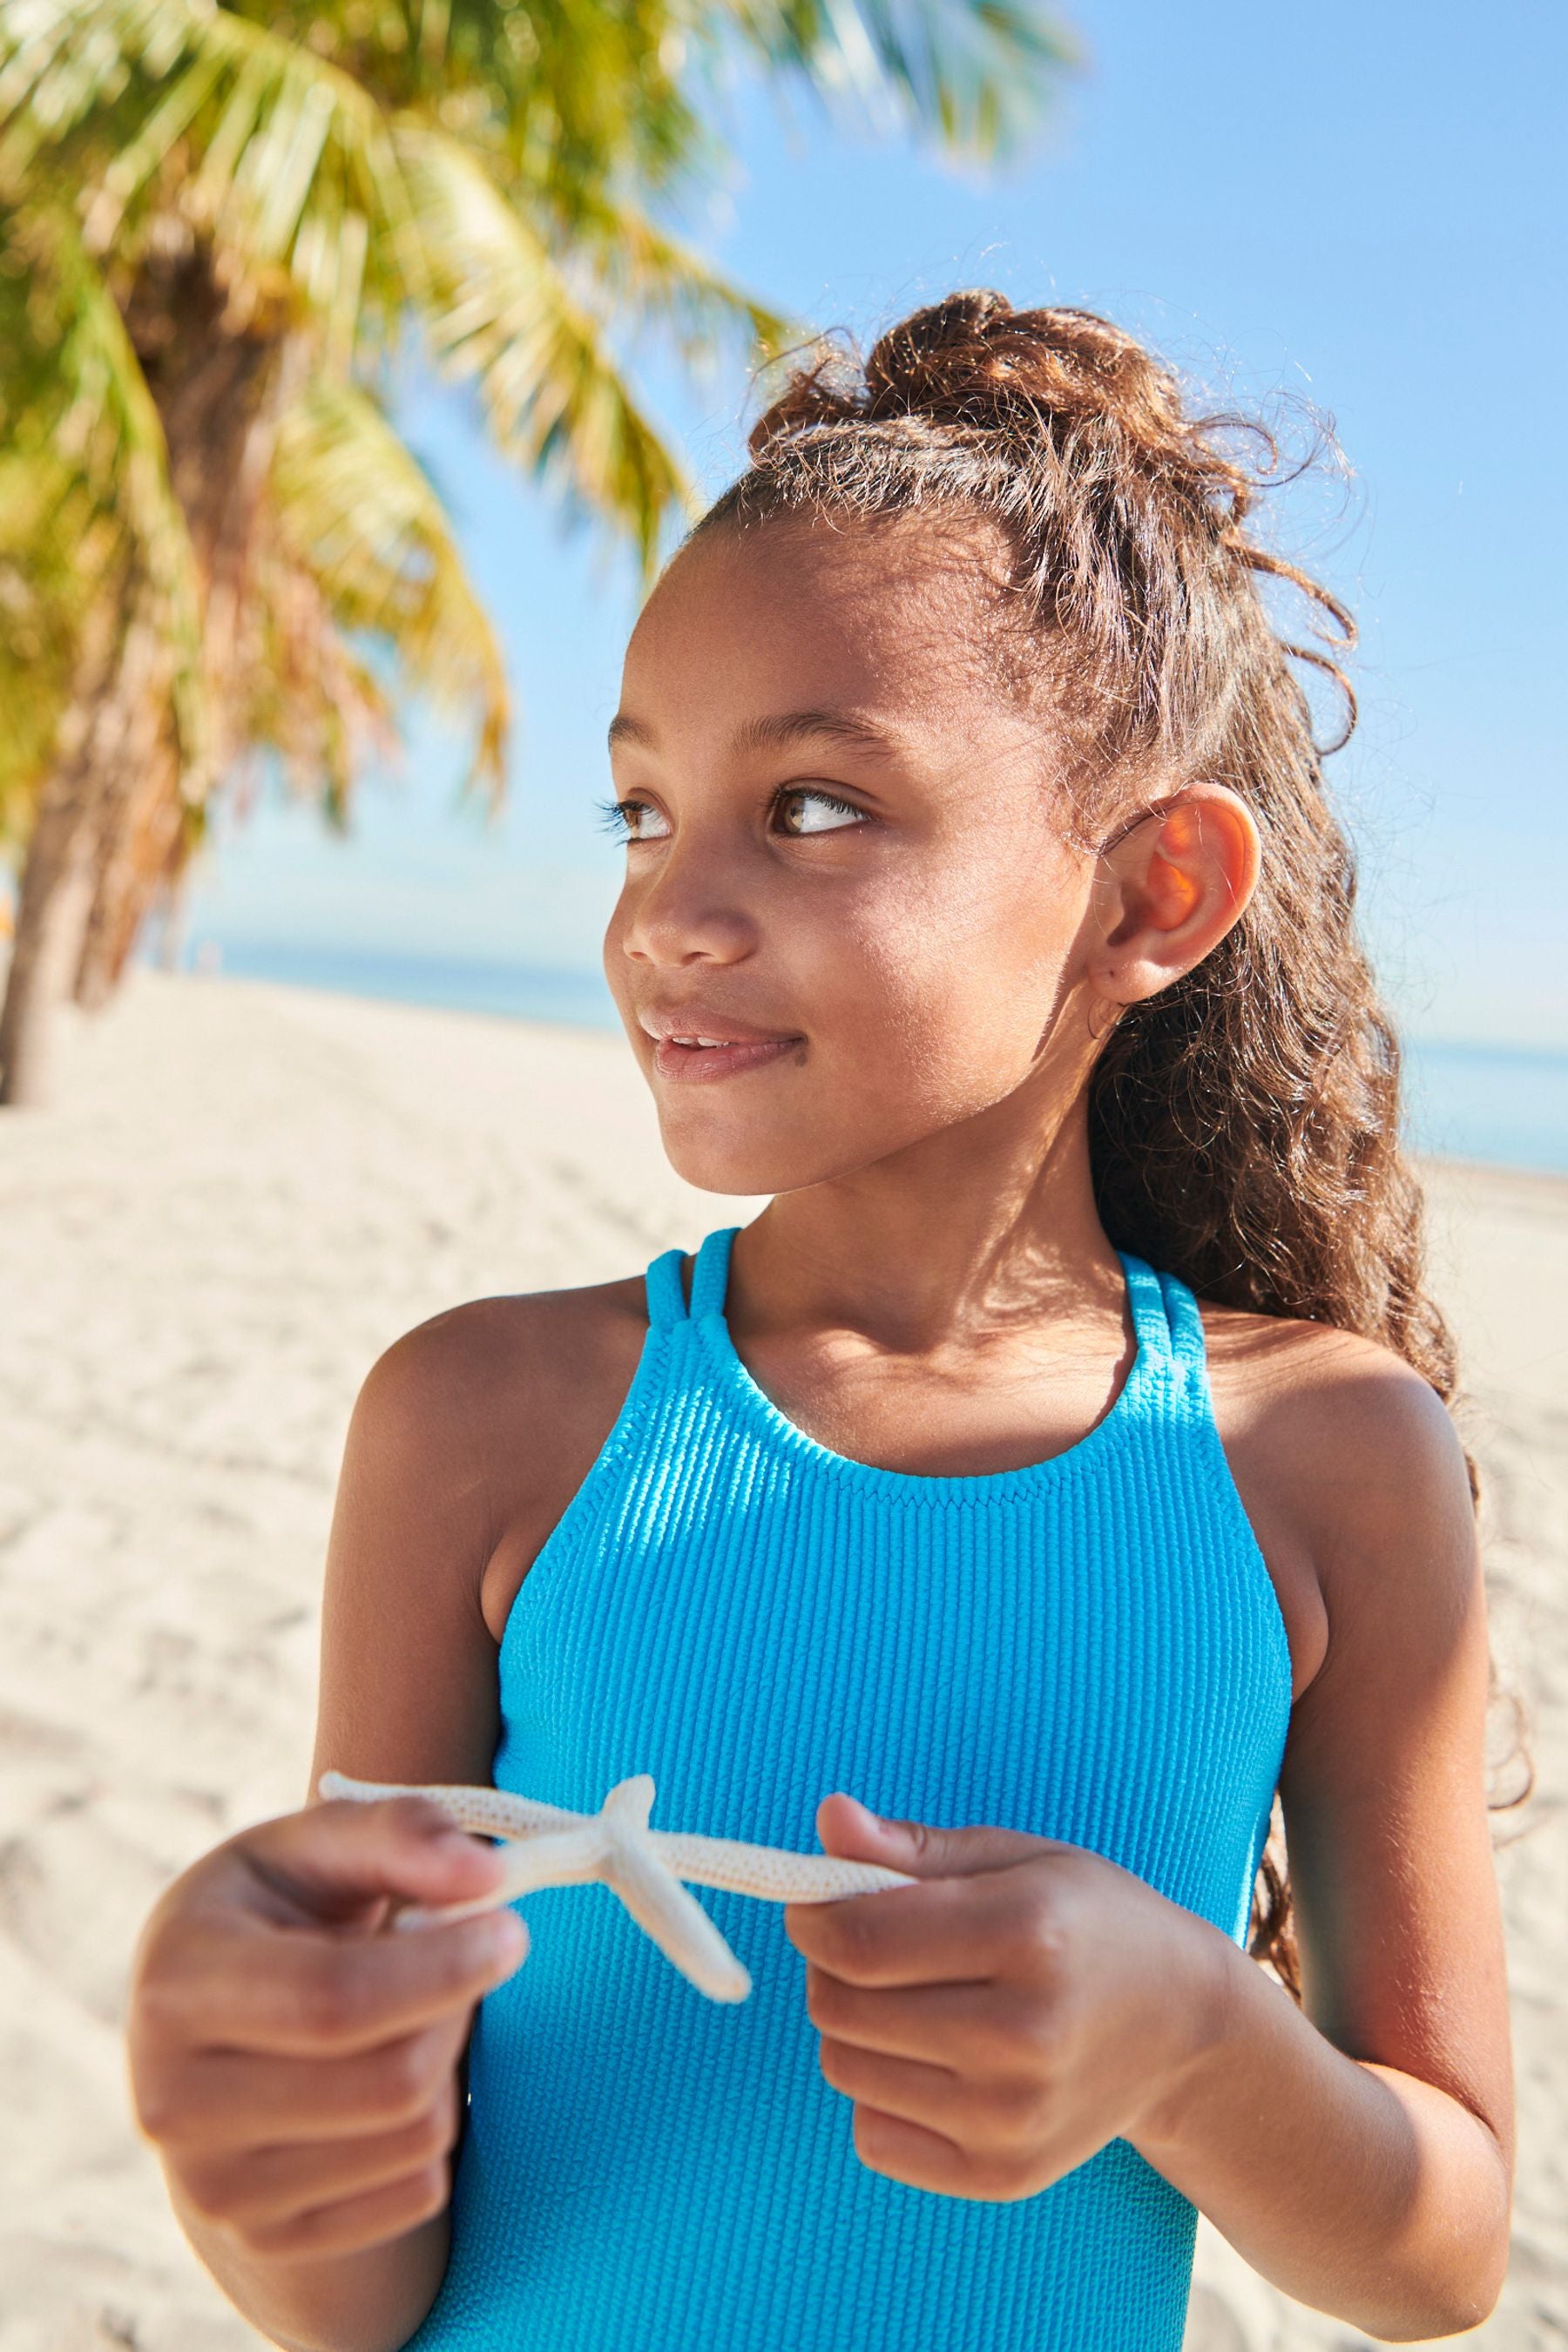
<box><xmin>404</xmin><ymin>1225</ymin><xmax>1292</xmax><ymax>2350</ymax></box>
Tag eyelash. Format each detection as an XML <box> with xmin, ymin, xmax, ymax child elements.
<box><xmin>593</xmin><ymin>786</ymin><xmax>867</xmax><ymax>842</ymax></box>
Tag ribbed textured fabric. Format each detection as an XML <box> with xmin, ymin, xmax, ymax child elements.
<box><xmin>404</xmin><ymin>1226</ymin><xmax>1292</xmax><ymax>2352</ymax></box>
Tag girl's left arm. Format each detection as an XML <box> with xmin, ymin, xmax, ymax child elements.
<box><xmin>787</xmin><ymin>1345</ymin><xmax>1514</xmax><ymax>2345</ymax></box>
<box><xmin>1128</xmin><ymin>1348</ymin><xmax>1516</xmax><ymax>2340</ymax></box>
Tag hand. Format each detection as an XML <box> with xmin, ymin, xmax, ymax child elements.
<box><xmin>782</xmin><ymin>1794</ymin><xmax>1226</xmax><ymax>2202</ymax></box>
<box><xmin>125</xmin><ymin>1796</ymin><xmax>530</xmax><ymax>2261</ymax></box>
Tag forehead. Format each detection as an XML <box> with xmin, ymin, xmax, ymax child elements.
<box><xmin>619</xmin><ymin>510</ymin><xmax>1021</xmax><ymax>744</ymax></box>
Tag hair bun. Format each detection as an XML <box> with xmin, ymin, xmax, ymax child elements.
<box><xmin>747</xmin><ymin>287</ymin><xmax>1203</xmax><ymax>482</ymax></box>
<box><xmin>861</xmin><ymin>289</ymin><xmax>1017</xmax><ymax>421</ymax></box>
<box><xmin>861</xmin><ymin>289</ymin><xmax>1190</xmax><ymax>451</ymax></box>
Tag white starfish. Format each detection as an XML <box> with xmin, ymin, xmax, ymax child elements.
<box><xmin>317</xmin><ymin>1769</ymin><xmax>918</xmax><ymax>2004</ymax></box>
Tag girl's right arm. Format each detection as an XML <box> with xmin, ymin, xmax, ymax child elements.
<box><xmin>126</xmin><ymin>1306</ymin><xmax>537</xmax><ymax>2352</ymax></box>
<box><xmin>128</xmin><ymin>1794</ymin><xmax>526</xmax><ymax>2352</ymax></box>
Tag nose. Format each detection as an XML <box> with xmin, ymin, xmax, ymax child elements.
<box><xmin>615</xmin><ymin>835</ymin><xmax>754</xmax><ymax>970</ymax></box>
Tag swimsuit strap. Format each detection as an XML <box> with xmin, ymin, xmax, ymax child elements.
<box><xmin>652</xmin><ymin>1232</ymin><xmax>1200</xmax><ymax>1373</ymax></box>
<box><xmin>644</xmin><ymin>1227</ymin><xmax>739</xmax><ymax>1329</ymax></box>
<box><xmin>1116</xmin><ymin>1249</ymin><xmax>1174</xmax><ymax>1369</ymax></box>
<box><xmin>643</xmin><ymin>1246</ymin><xmax>692</xmax><ymax>1332</ymax></box>
<box><xmin>686</xmin><ymin>1225</ymin><xmax>738</xmax><ymax>1321</ymax></box>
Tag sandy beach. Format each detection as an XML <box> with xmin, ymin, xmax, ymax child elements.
<box><xmin>0</xmin><ymin>962</ymin><xmax>1560</xmax><ymax>2352</ymax></box>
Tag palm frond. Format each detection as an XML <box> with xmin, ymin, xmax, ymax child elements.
<box><xmin>552</xmin><ymin>184</ymin><xmax>805</xmax><ymax>381</ymax></box>
<box><xmin>707</xmin><ymin>0</ymin><xmax>1078</xmax><ymax>164</ymax></box>
<box><xmin>269</xmin><ymin>376</ymin><xmax>509</xmax><ymax>801</ymax></box>
<box><xmin>0</xmin><ymin>0</ymin><xmax>421</xmax><ymax>361</ymax></box>
<box><xmin>396</xmin><ymin>123</ymin><xmax>713</xmax><ymax>581</ymax></box>
<box><xmin>0</xmin><ymin>195</ymin><xmax>206</xmax><ymax>800</ymax></box>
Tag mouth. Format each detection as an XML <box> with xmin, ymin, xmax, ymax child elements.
<box><xmin>639</xmin><ymin>1018</ymin><xmax>804</xmax><ymax>1085</ymax></box>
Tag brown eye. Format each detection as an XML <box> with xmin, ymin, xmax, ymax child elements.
<box><xmin>775</xmin><ymin>787</ymin><xmax>867</xmax><ymax>836</ymax></box>
<box><xmin>595</xmin><ymin>796</ymin><xmax>667</xmax><ymax>842</ymax></box>
<box><xmin>594</xmin><ymin>787</ymin><xmax>867</xmax><ymax>845</ymax></box>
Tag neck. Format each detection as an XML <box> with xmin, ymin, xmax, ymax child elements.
<box><xmin>729</xmin><ymin>1074</ymin><xmax>1126</xmax><ymax>1360</ymax></box>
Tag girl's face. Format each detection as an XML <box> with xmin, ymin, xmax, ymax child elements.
<box><xmin>601</xmin><ymin>514</ymin><xmax>1108</xmax><ymax>1199</ymax></box>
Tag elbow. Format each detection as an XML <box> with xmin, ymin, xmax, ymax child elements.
<box><xmin>1436</xmin><ymin>2141</ymin><xmax>1515</xmax><ymax>2335</ymax></box>
<box><xmin>1384</xmin><ymin>2236</ymin><xmax>1511</xmax><ymax>2341</ymax></box>
<box><xmin>1441</xmin><ymin>2247</ymin><xmax>1511</xmax><ymax>2339</ymax></box>
<box><xmin>1402</xmin><ymin>2118</ymin><xmax>1514</xmax><ymax>2339</ymax></box>
<box><xmin>1414</xmin><ymin>2281</ymin><xmax>1504</xmax><ymax>2341</ymax></box>
<box><xmin>1367</xmin><ymin>2281</ymin><xmax>1502</xmax><ymax>2344</ymax></box>
<box><xmin>1369</xmin><ymin>2205</ymin><xmax>1511</xmax><ymax>2339</ymax></box>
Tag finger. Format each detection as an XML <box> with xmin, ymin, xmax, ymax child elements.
<box><xmin>226</xmin><ymin>2159</ymin><xmax>453</xmax><ymax>2262</ymax></box>
<box><xmin>815</xmin><ymin>1793</ymin><xmax>1071</xmax><ymax>1881</ymax></box>
<box><xmin>850</xmin><ymin>2105</ymin><xmax>1012</xmax><ymax>2202</ymax></box>
<box><xmin>166</xmin><ymin>1906</ymin><xmax>526</xmax><ymax>2058</ymax></box>
<box><xmin>182</xmin><ymin>2077</ymin><xmax>460</xmax><ymax>2233</ymax></box>
<box><xmin>804</xmin><ymin>1960</ymin><xmax>1024</xmax><ymax>2070</ymax></box>
<box><xmin>226</xmin><ymin>1798</ymin><xmax>510</xmax><ymax>1929</ymax></box>
<box><xmin>784</xmin><ymin>1868</ymin><xmax>1030</xmax><ymax>1987</ymax></box>
<box><xmin>141</xmin><ymin>2012</ymin><xmax>473</xmax><ymax>2150</ymax></box>
<box><xmin>818</xmin><ymin>2034</ymin><xmax>977</xmax><ymax>2146</ymax></box>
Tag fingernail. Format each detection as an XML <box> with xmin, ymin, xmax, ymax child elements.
<box><xmin>481</xmin><ymin>1909</ymin><xmax>528</xmax><ymax>1967</ymax></box>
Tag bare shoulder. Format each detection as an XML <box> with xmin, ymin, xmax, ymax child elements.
<box><xmin>1200</xmin><ymin>1298</ymin><xmax>1463</xmax><ymax>1470</ymax></box>
<box><xmin>1198</xmin><ymin>1298</ymin><xmax>1476</xmax><ymax>1704</ymax></box>
<box><xmin>308</xmin><ymin>1265</ymin><xmax>660</xmax><ymax>1800</ymax></box>
<box><xmin>362</xmin><ymin>1269</ymin><xmax>650</xmax><ymax>1431</ymax></box>
<box><xmin>362</xmin><ymin>1266</ymin><xmax>663</xmax><ymax>1647</ymax></box>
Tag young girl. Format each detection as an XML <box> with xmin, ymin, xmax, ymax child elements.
<box><xmin>126</xmin><ymin>290</ymin><xmax>1517</xmax><ymax>2352</ymax></box>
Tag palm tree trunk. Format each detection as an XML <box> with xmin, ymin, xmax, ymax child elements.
<box><xmin>0</xmin><ymin>754</ymin><xmax>100</xmax><ymax>1105</ymax></box>
<box><xmin>65</xmin><ymin>247</ymin><xmax>298</xmax><ymax>1013</ymax></box>
<box><xmin>0</xmin><ymin>598</ymin><xmax>126</xmax><ymax>1105</ymax></box>
<box><xmin>70</xmin><ymin>721</ymin><xmax>182</xmax><ymax>1010</ymax></box>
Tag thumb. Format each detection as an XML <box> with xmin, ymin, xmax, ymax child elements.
<box><xmin>815</xmin><ymin>1791</ymin><xmax>1069</xmax><ymax>1880</ymax></box>
<box><xmin>226</xmin><ymin>1794</ymin><xmax>508</xmax><ymax>1931</ymax></box>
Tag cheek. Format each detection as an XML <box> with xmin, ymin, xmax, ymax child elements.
<box><xmin>823</xmin><ymin>856</ymin><xmax>1080</xmax><ymax>1105</ymax></box>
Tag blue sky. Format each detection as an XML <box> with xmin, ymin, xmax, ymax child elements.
<box><xmin>182</xmin><ymin>0</ymin><xmax>1567</xmax><ymax>1049</ymax></box>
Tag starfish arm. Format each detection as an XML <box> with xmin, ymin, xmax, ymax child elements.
<box><xmin>391</xmin><ymin>1823</ymin><xmax>612</xmax><ymax>1933</ymax></box>
<box><xmin>319</xmin><ymin>1770</ymin><xmax>586</xmax><ymax>1840</ymax></box>
<box><xmin>319</xmin><ymin>1774</ymin><xmax>920</xmax><ymax>1936</ymax></box>
<box><xmin>601</xmin><ymin>1773</ymin><xmax>657</xmax><ymax>1830</ymax></box>
<box><xmin>604</xmin><ymin>1841</ymin><xmax>753</xmax><ymax>2004</ymax></box>
<box><xmin>652</xmin><ymin>1832</ymin><xmax>918</xmax><ymax>1902</ymax></box>
<box><xmin>486</xmin><ymin>1821</ymin><xmax>612</xmax><ymax>1894</ymax></box>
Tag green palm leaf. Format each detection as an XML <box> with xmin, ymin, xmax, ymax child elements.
<box><xmin>269</xmin><ymin>377</ymin><xmax>510</xmax><ymax>801</ymax></box>
<box><xmin>0</xmin><ymin>194</ymin><xmax>206</xmax><ymax>812</ymax></box>
<box><xmin>547</xmin><ymin>182</ymin><xmax>804</xmax><ymax>378</ymax></box>
<box><xmin>396</xmin><ymin>122</ymin><xmax>794</xmax><ymax>577</ymax></box>
<box><xmin>706</xmin><ymin>0</ymin><xmax>1077</xmax><ymax>162</ymax></box>
<box><xmin>0</xmin><ymin>0</ymin><xmax>419</xmax><ymax>363</ymax></box>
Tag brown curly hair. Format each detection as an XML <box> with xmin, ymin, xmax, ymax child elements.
<box><xmin>683</xmin><ymin>287</ymin><xmax>1533</xmax><ymax>2003</ymax></box>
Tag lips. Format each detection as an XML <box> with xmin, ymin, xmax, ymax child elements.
<box><xmin>641</xmin><ymin>1023</ymin><xmax>803</xmax><ymax>1085</ymax></box>
<box><xmin>639</xmin><ymin>1010</ymin><xmax>802</xmax><ymax>1047</ymax></box>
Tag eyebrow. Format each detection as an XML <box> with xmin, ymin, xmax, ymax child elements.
<box><xmin>605</xmin><ymin>707</ymin><xmax>902</xmax><ymax>758</ymax></box>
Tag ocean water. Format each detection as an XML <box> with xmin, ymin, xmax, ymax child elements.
<box><xmin>191</xmin><ymin>938</ymin><xmax>619</xmax><ymax>1033</ymax></box>
<box><xmin>163</xmin><ymin>938</ymin><xmax>1568</xmax><ymax>1178</ymax></box>
<box><xmin>1401</xmin><ymin>1037</ymin><xmax>1568</xmax><ymax>1177</ymax></box>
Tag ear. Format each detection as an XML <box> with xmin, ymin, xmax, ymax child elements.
<box><xmin>1086</xmin><ymin>783</ymin><xmax>1260</xmax><ymax>1010</ymax></box>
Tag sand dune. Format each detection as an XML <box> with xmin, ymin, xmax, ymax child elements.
<box><xmin>0</xmin><ymin>964</ymin><xmax>1560</xmax><ymax>2349</ymax></box>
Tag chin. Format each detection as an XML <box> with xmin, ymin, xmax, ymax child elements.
<box><xmin>659</xmin><ymin>1112</ymin><xmax>911</xmax><ymax>1200</ymax></box>
<box><xmin>657</xmin><ymin>1132</ymin><xmax>790</xmax><ymax>1197</ymax></box>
